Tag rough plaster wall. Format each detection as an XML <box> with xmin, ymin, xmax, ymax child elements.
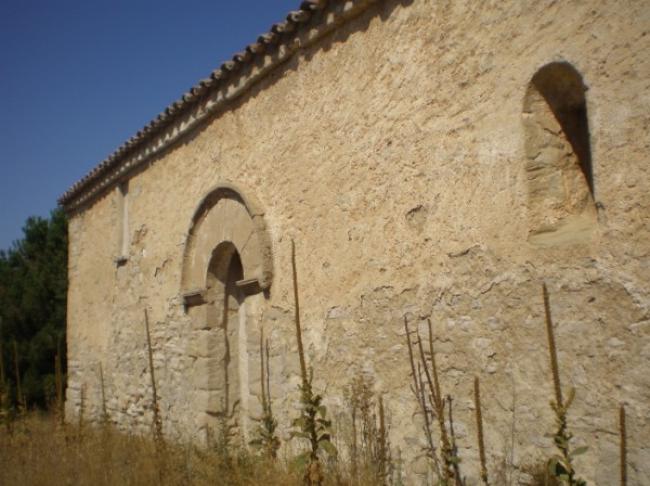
<box><xmin>66</xmin><ymin>0</ymin><xmax>650</xmax><ymax>483</ymax></box>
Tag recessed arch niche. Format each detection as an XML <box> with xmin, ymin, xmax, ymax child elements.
<box><xmin>180</xmin><ymin>182</ymin><xmax>272</xmax><ymax>441</ymax></box>
<box><xmin>523</xmin><ymin>61</ymin><xmax>596</xmax><ymax>246</ymax></box>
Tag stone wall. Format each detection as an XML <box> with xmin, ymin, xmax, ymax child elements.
<box><xmin>65</xmin><ymin>0</ymin><xmax>650</xmax><ymax>483</ymax></box>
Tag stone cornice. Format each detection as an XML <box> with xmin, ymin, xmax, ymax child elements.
<box><xmin>59</xmin><ymin>0</ymin><xmax>379</xmax><ymax>212</ymax></box>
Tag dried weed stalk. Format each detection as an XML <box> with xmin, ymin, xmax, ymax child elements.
<box><xmin>404</xmin><ymin>316</ymin><xmax>463</xmax><ymax>485</ymax></box>
<box><xmin>290</xmin><ymin>240</ymin><xmax>336</xmax><ymax>486</ymax></box>
<box><xmin>404</xmin><ymin>317</ymin><xmax>437</xmax><ymax>470</ymax></box>
<box><xmin>98</xmin><ymin>362</ymin><xmax>110</xmax><ymax>426</ymax></box>
<box><xmin>344</xmin><ymin>373</ymin><xmax>392</xmax><ymax>485</ymax></box>
<box><xmin>250</xmin><ymin>328</ymin><xmax>280</xmax><ymax>459</ymax></box>
<box><xmin>54</xmin><ymin>340</ymin><xmax>64</xmax><ymax>425</ymax></box>
<box><xmin>542</xmin><ymin>283</ymin><xmax>586</xmax><ymax>486</ymax></box>
<box><xmin>473</xmin><ymin>377</ymin><xmax>489</xmax><ymax>485</ymax></box>
<box><xmin>78</xmin><ymin>382</ymin><xmax>86</xmax><ymax>433</ymax></box>
<box><xmin>144</xmin><ymin>308</ymin><xmax>163</xmax><ymax>445</ymax></box>
<box><xmin>619</xmin><ymin>404</ymin><xmax>627</xmax><ymax>486</ymax></box>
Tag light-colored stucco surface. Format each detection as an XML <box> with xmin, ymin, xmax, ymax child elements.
<box><xmin>65</xmin><ymin>1</ymin><xmax>650</xmax><ymax>483</ymax></box>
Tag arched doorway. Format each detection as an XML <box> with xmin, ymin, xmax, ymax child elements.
<box><xmin>180</xmin><ymin>183</ymin><xmax>273</xmax><ymax>443</ymax></box>
<box><xmin>204</xmin><ymin>242</ymin><xmax>247</xmax><ymax>438</ymax></box>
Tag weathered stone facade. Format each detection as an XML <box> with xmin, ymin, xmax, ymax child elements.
<box><xmin>62</xmin><ymin>1</ymin><xmax>650</xmax><ymax>483</ymax></box>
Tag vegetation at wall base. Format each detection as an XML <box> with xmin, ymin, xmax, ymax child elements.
<box><xmin>0</xmin><ymin>219</ymin><xmax>638</xmax><ymax>485</ymax></box>
<box><xmin>0</xmin><ymin>412</ymin><xmax>300</xmax><ymax>486</ymax></box>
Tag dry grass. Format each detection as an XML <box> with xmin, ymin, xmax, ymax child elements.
<box><xmin>0</xmin><ymin>412</ymin><xmax>389</xmax><ymax>486</ymax></box>
<box><xmin>0</xmin><ymin>413</ymin><xmax>299</xmax><ymax>486</ymax></box>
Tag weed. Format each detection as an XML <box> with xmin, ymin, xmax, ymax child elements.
<box><xmin>54</xmin><ymin>338</ymin><xmax>64</xmax><ymax>425</ymax></box>
<box><xmin>250</xmin><ymin>328</ymin><xmax>280</xmax><ymax>459</ymax></box>
<box><xmin>473</xmin><ymin>377</ymin><xmax>489</xmax><ymax>485</ymax></box>
<box><xmin>619</xmin><ymin>404</ymin><xmax>626</xmax><ymax>486</ymax></box>
<box><xmin>405</xmin><ymin>316</ymin><xmax>463</xmax><ymax>485</ymax></box>
<box><xmin>289</xmin><ymin>240</ymin><xmax>336</xmax><ymax>485</ymax></box>
<box><xmin>78</xmin><ymin>382</ymin><xmax>86</xmax><ymax>435</ymax></box>
<box><xmin>144</xmin><ymin>308</ymin><xmax>163</xmax><ymax>446</ymax></box>
<box><xmin>98</xmin><ymin>362</ymin><xmax>109</xmax><ymax>426</ymax></box>
<box><xmin>522</xmin><ymin>459</ymin><xmax>561</xmax><ymax>486</ymax></box>
<box><xmin>344</xmin><ymin>373</ymin><xmax>393</xmax><ymax>485</ymax></box>
<box><xmin>542</xmin><ymin>283</ymin><xmax>586</xmax><ymax>486</ymax></box>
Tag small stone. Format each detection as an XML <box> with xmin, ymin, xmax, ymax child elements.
<box><xmin>607</xmin><ymin>337</ymin><xmax>625</xmax><ymax>348</ymax></box>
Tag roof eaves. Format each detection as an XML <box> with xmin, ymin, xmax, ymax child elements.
<box><xmin>59</xmin><ymin>0</ymin><xmax>376</xmax><ymax>211</ymax></box>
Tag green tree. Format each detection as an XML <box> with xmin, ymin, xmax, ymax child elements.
<box><xmin>0</xmin><ymin>208</ymin><xmax>67</xmax><ymax>408</ymax></box>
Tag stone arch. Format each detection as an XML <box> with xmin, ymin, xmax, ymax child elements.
<box><xmin>181</xmin><ymin>183</ymin><xmax>272</xmax><ymax>441</ymax></box>
<box><xmin>523</xmin><ymin>61</ymin><xmax>596</xmax><ymax>246</ymax></box>
<box><xmin>181</xmin><ymin>182</ymin><xmax>273</xmax><ymax>300</ymax></box>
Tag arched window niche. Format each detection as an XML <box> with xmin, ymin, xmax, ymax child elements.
<box><xmin>523</xmin><ymin>61</ymin><xmax>596</xmax><ymax>246</ymax></box>
<box><xmin>180</xmin><ymin>183</ymin><xmax>273</xmax><ymax>442</ymax></box>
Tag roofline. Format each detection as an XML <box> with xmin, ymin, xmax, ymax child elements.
<box><xmin>59</xmin><ymin>0</ymin><xmax>378</xmax><ymax>212</ymax></box>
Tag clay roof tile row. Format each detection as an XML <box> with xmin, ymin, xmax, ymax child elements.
<box><xmin>58</xmin><ymin>0</ymin><xmax>331</xmax><ymax>207</ymax></box>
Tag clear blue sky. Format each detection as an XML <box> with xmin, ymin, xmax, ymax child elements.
<box><xmin>0</xmin><ymin>0</ymin><xmax>298</xmax><ymax>250</ymax></box>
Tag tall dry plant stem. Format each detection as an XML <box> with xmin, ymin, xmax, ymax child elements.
<box><xmin>54</xmin><ymin>340</ymin><xmax>64</xmax><ymax>425</ymax></box>
<box><xmin>378</xmin><ymin>395</ymin><xmax>388</xmax><ymax>484</ymax></box>
<box><xmin>419</xmin><ymin>320</ymin><xmax>457</xmax><ymax>484</ymax></box>
<box><xmin>620</xmin><ymin>404</ymin><xmax>627</xmax><ymax>486</ymax></box>
<box><xmin>351</xmin><ymin>402</ymin><xmax>358</xmax><ymax>480</ymax></box>
<box><xmin>77</xmin><ymin>383</ymin><xmax>86</xmax><ymax>449</ymax></box>
<box><xmin>404</xmin><ymin>318</ymin><xmax>437</xmax><ymax>473</ymax></box>
<box><xmin>251</xmin><ymin>327</ymin><xmax>280</xmax><ymax>459</ymax></box>
<box><xmin>446</xmin><ymin>396</ymin><xmax>464</xmax><ymax>485</ymax></box>
<box><xmin>260</xmin><ymin>328</ymin><xmax>267</xmax><ymax>408</ymax></box>
<box><xmin>542</xmin><ymin>283</ymin><xmax>586</xmax><ymax>486</ymax></box>
<box><xmin>79</xmin><ymin>383</ymin><xmax>86</xmax><ymax>430</ymax></box>
<box><xmin>474</xmin><ymin>377</ymin><xmax>489</xmax><ymax>485</ymax></box>
<box><xmin>12</xmin><ymin>340</ymin><xmax>25</xmax><ymax>412</ymax></box>
<box><xmin>291</xmin><ymin>238</ymin><xmax>320</xmax><ymax>485</ymax></box>
<box><xmin>99</xmin><ymin>362</ymin><xmax>109</xmax><ymax>425</ymax></box>
<box><xmin>265</xmin><ymin>339</ymin><xmax>272</xmax><ymax>415</ymax></box>
<box><xmin>543</xmin><ymin>284</ymin><xmax>563</xmax><ymax>406</ymax></box>
<box><xmin>144</xmin><ymin>308</ymin><xmax>163</xmax><ymax>444</ymax></box>
<box><xmin>289</xmin><ymin>240</ymin><xmax>335</xmax><ymax>486</ymax></box>
<box><xmin>404</xmin><ymin>317</ymin><xmax>421</xmax><ymax>401</ymax></box>
<box><xmin>291</xmin><ymin>240</ymin><xmax>308</xmax><ymax>386</ymax></box>
<box><xmin>426</xmin><ymin>319</ymin><xmax>443</xmax><ymax>414</ymax></box>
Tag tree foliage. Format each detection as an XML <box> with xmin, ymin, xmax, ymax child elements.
<box><xmin>0</xmin><ymin>208</ymin><xmax>67</xmax><ymax>408</ymax></box>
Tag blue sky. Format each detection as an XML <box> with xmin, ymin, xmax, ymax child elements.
<box><xmin>0</xmin><ymin>0</ymin><xmax>298</xmax><ymax>250</ymax></box>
